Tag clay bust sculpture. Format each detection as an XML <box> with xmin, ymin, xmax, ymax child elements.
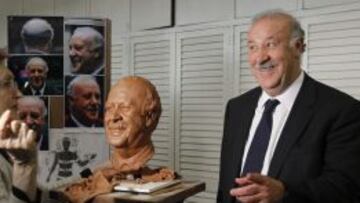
<box><xmin>105</xmin><ymin>75</ymin><xmax>161</xmax><ymax>172</ymax></box>
<box><xmin>61</xmin><ymin>76</ymin><xmax>176</xmax><ymax>203</ymax></box>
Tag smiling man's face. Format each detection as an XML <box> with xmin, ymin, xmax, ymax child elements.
<box><xmin>70</xmin><ymin>79</ymin><xmax>101</xmax><ymax>126</ymax></box>
<box><xmin>247</xmin><ymin>16</ymin><xmax>302</xmax><ymax>96</ymax></box>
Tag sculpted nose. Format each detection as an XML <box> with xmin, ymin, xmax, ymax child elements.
<box><xmin>113</xmin><ymin>115</ymin><xmax>123</xmax><ymax>123</ymax></box>
<box><xmin>110</xmin><ymin>111</ymin><xmax>123</xmax><ymax>124</ymax></box>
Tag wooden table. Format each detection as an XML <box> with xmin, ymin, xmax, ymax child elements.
<box><xmin>92</xmin><ymin>180</ymin><xmax>205</xmax><ymax>203</ymax></box>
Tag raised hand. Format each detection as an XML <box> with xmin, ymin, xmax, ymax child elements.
<box><xmin>0</xmin><ymin>109</ymin><xmax>37</xmax><ymax>164</ymax></box>
<box><xmin>230</xmin><ymin>173</ymin><xmax>285</xmax><ymax>203</ymax></box>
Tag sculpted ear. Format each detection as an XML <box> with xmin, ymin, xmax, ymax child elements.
<box><xmin>145</xmin><ymin>111</ymin><xmax>153</xmax><ymax>128</ymax></box>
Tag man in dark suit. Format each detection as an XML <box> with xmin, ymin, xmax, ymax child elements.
<box><xmin>217</xmin><ymin>10</ymin><xmax>360</xmax><ymax>203</ymax></box>
<box><xmin>22</xmin><ymin>57</ymin><xmax>58</xmax><ymax>96</ymax></box>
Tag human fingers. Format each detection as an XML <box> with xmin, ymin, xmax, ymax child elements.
<box><xmin>0</xmin><ymin>110</ymin><xmax>11</xmax><ymax>128</ymax></box>
<box><xmin>0</xmin><ymin>110</ymin><xmax>12</xmax><ymax>139</ymax></box>
<box><xmin>10</xmin><ymin>120</ymin><xmax>22</xmax><ymax>138</ymax></box>
<box><xmin>24</xmin><ymin>129</ymin><xmax>37</xmax><ymax>149</ymax></box>
<box><xmin>246</xmin><ymin>173</ymin><xmax>285</xmax><ymax>203</ymax></box>
<box><xmin>230</xmin><ymin>182</ymin><xmax>259</xmax><ymax>198</ymax></box>
<box><xmin>235</xmin><ymin>176</ymin><xmax>254</xmax><ymax>186</ymax></box>
<box><xmin>246</xmin><ymin>173</ymin><xmax>267</xmax><ymax>184</ymax></box>
<box><xmin>236</xmin><ymin>192</ymin><xmax>264</xmax><ymax>203</ymax></box>
<box><xmin>18</xmin><ymin>122</ymin><xmax>30</xmax><ymax>148</ymax></box>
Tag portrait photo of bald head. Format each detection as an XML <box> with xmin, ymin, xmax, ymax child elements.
<box><xmin>8</xmin><ymin>16</ymin><xmax>63</xmax><ymax>54</ymax></box>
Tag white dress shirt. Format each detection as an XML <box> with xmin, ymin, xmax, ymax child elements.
<box><xmin>241</xmin><ymin>71</ymin><xmax>304</xmax><ymax>175</ymax></box>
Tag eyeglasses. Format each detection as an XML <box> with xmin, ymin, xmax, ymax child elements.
<box><xmin>0</xmin><ymin>80</ymin><xmax>17</xmax><ymax>89</ymax></box>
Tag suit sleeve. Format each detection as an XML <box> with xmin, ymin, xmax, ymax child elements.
<box><xmin>217</xmin><ymin>100</ymin><xmax>232</xmax><ymax>203</ymax></box>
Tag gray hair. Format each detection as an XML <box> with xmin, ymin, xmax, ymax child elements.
<box><xmin>71</xmin><ymin>27</ymin><xmax>104</xmax><ymax>52</ymax></box>
<box><xmin>18</xmin><ymin>96</ymin><xmax>47</xmax><ymax>117</ymax></box>
<box><xmin>252</xmin><ymin>9</ymin><xmax>305</xmax><ymax>43</ymax></box>
<box><xmin>66</xmin><ymin>75</ymin><xmax>99</xmax><ymax>97</ymax></box>
<box><xmin>25</xmin><ymin>57</ymin><xmax>49</xmax><ymax>73</ymax></box>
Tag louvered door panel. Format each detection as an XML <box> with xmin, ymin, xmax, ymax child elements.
<box><xmin>111</xmin><ymin>42</ymin><xmax>127</xmax><ymax>84</ymax></box>
<box><xmin>307</xmin><ymin>18</ymin><xmax>360</xmax><ymax>99</ymax></box>
<box><xmin>177</xmin><ymin>29</ymin><xmax>228</xmax><ymax>202</ymax></box>
<box><xmin>238</xmin><ymin>30</ymin><xmax>257</xmax><ymax>94</ymax></box>
<box><xmin>131</xmin><ymin>36</ymin><xmax>173</xmax><ymax>168</ymax></box>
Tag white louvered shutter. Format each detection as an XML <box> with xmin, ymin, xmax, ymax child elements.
<box><xmin>131</xmin><ymin>34</ymin><xmax>175</xmax><ymax>168</ymax></box>
<box><xmin>305</xmin><ymin>14</ymin><xmax>360</xmax><ymax>100</ymax></box>
<box><xmin>235</xmin><ymin>25</ymin><xmax>257</xmax><ymax>95</ymax></box>
<box><xmin>176</xmin><ymin>28</ymin><xmax>229</xmax><ymax>203</ymax></box>
<box><xmin>111</xmin><ymin>40</ymin><xmax>128</xmax><ymax>84</ymax></box>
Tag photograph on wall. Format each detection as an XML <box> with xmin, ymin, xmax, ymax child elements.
<box><xmin>64</xmin><ymin>18</ymin><xmax>106</xmax><ymax>75</ymax></box>
<box><xmin>8</xmin><ymin>55</ymin><xmax>64</xmax><ymax>96</ymax></box>
<box><xmin>37</xmin><ymin>133</ymin><xmax>108</xmax><ymax>187</ymax></box>
<box><xmin>17</xmin><ymin>96</ymin><xmax>49</xmax><ymax>151</ymax></box>
<box><xmin>64</xmin><ymin>75</ymin><xmax>104</xmax><ymax>128</ymax></box>
<box><xmin>8</xmin><ymin>16</ymin><xmax>64</xmax><ymax>55</ymax></box>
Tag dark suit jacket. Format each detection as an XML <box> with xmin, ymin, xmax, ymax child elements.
<box><xmin>38</xmin><ymin>129</ymin><xmax>49</xmax><ymax>151</ymax></box>
<box><xmin>65</xmin><ymin>115</ymin><xmax>103</xmax><ymax>128</ymax></box>
<box><xmin>22</xmin><ymin>83</ymin><xmax>59</xmax><ymax>96</ymax></box>
<box><xmin>217</xmin><ymin>74</ymin><xmax>360</xmax><ymax>203</ymax></box>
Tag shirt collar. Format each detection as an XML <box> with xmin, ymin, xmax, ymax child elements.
<box><xmin>71</xmin><ymin>114</ymin><xmax>95</xmax><ymax>128</ymax></box>
<box><xmin>257</xmin><ymin>71</ymin><xmax>304</xmax><ymax>111</ymax></box>
<box><xmin>31</xmin><ymin>83</ymin><xmax>46</xmax><ymax>95</ymax></box>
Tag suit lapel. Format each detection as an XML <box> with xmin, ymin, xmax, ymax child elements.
<box><xmin>232</xmin><ymin>88</ymin><xmax>261</xmax><ymax>176</ymax></box>
<box><xmin>268</xmin><ymin>74</ymin><xmax>317</xmax><ymax>177</ymax></box>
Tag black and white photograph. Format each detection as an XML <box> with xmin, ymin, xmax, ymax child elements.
<box><xmin>8</xmin><ymin>55</ymin><xmax>63</xmax><ymax>96</ymax></box>
<box><xmin>64</xmin><ymin>75</ymin><xmax>104</xmax><ymax>128</ymax></box>
<box><xmin>64</xmin><ymin>18</ymin><xmax>106</xmax><ymax>75</ymax></box>
<box><xmin>8</xmin><ymin>16</ymin><xmax>64</xmax><ymax>55</ymax></box>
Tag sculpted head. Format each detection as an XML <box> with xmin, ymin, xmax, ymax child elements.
<box><xmin>104</xmin><ymin>76</ymin><xmax>161</xmax><ymax>150</ymax></box>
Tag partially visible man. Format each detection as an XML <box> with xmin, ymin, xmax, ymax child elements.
<box><xmin>0</xmin><ymin>65</ymin><xmax>38</xmax><ymax>202</ymax></box>
<box><xmin>66</xmin><ymin>75</ymin><xmax>102</xmax><ymax>127</ymax></box>
<box><xmin>22</xmin><ymin>57</ymin><xmax>56</xmax><ymax>96</ymax></box>
<box><xmin>20</xmin><ymin>18</ymin><xmax>54</xmax><ymax>54</ymax></box>
<box><xmin>217</xmin><ymin>10</ymin><xmax>360</xmax><ymax>203</ymax></box>
<box><xmin>17</xmin><ymin>96</ymin><xmax>48</xmax><ymax>151</ymax></box>
<box><xmin>69</xmin><ymin>27</ymin><xmax>104</xmax><ymax>75</ymax></box>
